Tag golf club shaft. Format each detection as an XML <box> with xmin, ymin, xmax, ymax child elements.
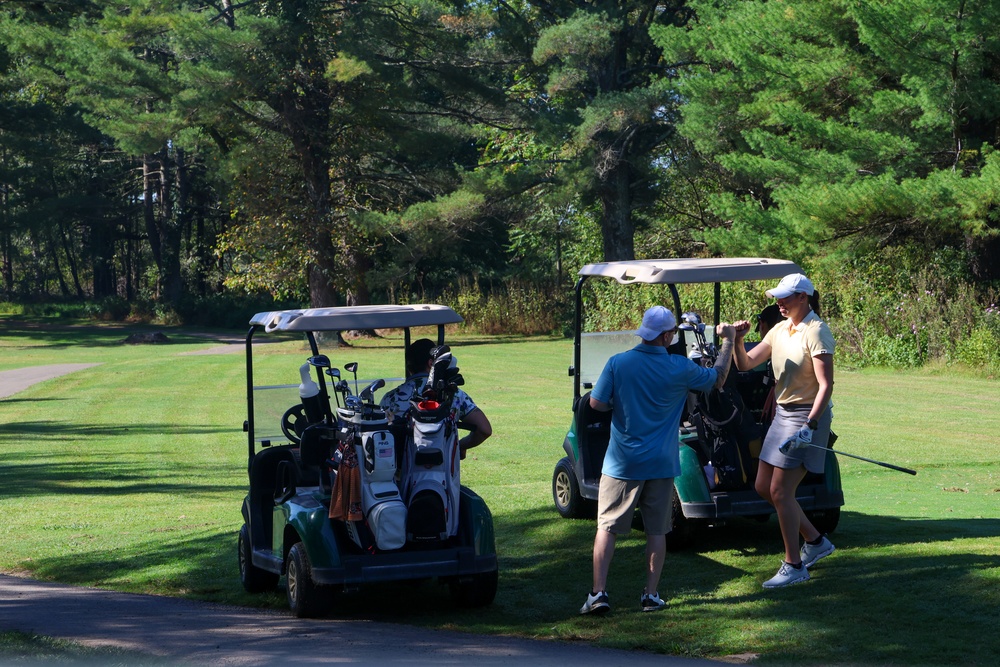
<box><xmin>805</xmin><ymin>443</ymin><xmax>916</xmax><ymax>475</ymax></box>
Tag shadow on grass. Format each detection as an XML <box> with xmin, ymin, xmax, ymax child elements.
<box><xmin>0</xmin><ymin>319</ymin><xmax>244</xmax><ymax>350</ymax></box>
<box><xmin>0</xmin><ymin>445</ymin><xmax>244</xmax><ymax>500</ymax></box>
<box><xmin>13</xmin><ymin>500</ymin><xmax>1000</xmax><ymax>664</ymax></box>
<box><xmin>333</xmin><ymin>506</ymin><xmax>1000</xmax><ymax>663</ymax></box>
<box><xmin>0</xmin><ymin>420</ymin><xmax>230</xmax><ymax>438</ymax></box>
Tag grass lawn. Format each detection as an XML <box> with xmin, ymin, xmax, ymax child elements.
<box><xmin>1</xmin><ymin>316</ymin><xmax>998</xmax><ymax>665</ymax></box>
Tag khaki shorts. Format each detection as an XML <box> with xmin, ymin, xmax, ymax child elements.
<box><xmin>597</xmin><ymin>475</ymin><xmax>674</xmax><ymax>535</ymax></box>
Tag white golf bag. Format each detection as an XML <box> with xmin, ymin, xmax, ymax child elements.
<box><xmin>403</xmin><ymin>402</ymin><xmax>461</xmax><ymax>542</ymax></box>
<box><xmin>338</xmin><ymin>402</ymin><xmax>407</xmax><ymax>551</ymax></box>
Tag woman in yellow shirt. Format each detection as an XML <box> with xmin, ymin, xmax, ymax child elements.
<box><xmin>731</xmin><ymin>273</ymin><xmax>836</xmax><ymax>589</ymax></box>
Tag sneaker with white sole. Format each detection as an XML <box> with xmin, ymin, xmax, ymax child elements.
<box><xmin>800</xmin><ymin>535</ymin><xmax>835</xmax><ymax>568</ymax></box>
<box><xmin>580</xmin><ymin>591</ymin><xmax>610</xmax><ymax>615</ymax></box>
<box><xmin>640</xmin><ymin>592</ymin><xmax>666</xmax><ymax>612</ymax></box>
<box><xmin>762</xmin><ymin>561</ymin><xmax>810</xmax><ymax>589</ymax></box>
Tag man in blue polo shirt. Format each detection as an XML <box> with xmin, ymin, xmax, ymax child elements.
<box><xmin>580</xmin><ymin>306</ymin><xmax>737</xmax><ymax>615</ymax></box>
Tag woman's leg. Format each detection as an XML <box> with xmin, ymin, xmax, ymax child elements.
<box><xmin>770</xmin><ymin>465</ymin><xmax>809</xmax><ymax>564</ymax></box>
<box><xmin>755</xmin><ymin>461</ymin><xmax>775</xmax><ymax>503</ymax></box>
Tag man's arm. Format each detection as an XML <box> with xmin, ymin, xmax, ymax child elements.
<box><xmin>589</xmin><ymin>396</ymin><xmax>611</xmax><ymax>412</ymax></box>
<box><xmin>712</xmin><ymin>324</ymin><xmax>737</xmax><ymax>389</ymax></box>
<box><xmin>731</xmin><ymin>320</ymin><xmax>771</xmax><ymax>371</ymax></box>
<box><xmin>459</xmin><ymin>408</ymin><xmax>492</xmax><ymax>451</ymax></box>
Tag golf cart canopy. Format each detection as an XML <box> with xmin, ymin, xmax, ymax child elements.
<box><xmin>571</xmin><ymin>257</ymin><xmax>804</xmax><ymax>401</ymax></box>
<box><xmin>578</xmin><ymin>257</ymin><xmax>802</xmax><ymax>285</ymax></box>
<box><xmin>250</xmin><ymin>304</ymin><xmax>464</xmax><ymax>333</ymax></box>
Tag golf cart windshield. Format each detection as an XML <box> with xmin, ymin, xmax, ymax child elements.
<box><xmin>573</xmin><ymin>258</ymin><xmax>802</xmax><ymax>399</ymax></box>
<box><xmin>244</xmin><ymin>304</ymin><xmax>464</xmax><ymax>456</ymax></box>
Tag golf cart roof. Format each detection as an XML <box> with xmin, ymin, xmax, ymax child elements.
<box><xmin>250</xmin><ymin>304</ymin><xmax>463</xmax><ymax>333</ymax></box>
<box><xmin>579</xmin><ymin>257</ymin><xmax>802</xmax><ymax>285</ymax></box>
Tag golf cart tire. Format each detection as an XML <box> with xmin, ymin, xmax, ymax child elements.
<box><xmin>805</xmin><ymin>507</ymin><xmax>841</xmax><ymax>535</ymax></box>
<box><xmin>238</xmin><ymin>524</ymin><xmax>279</xmax><ymax>593</ymax></box>
<box><xmin>286</xmin><ymin>542</ymin><xmax>331</xmax><ymax>618</ymax></box>
<box><xmin>665</xmin><ymin>486</ymin><xmax>694</xmax><ymax>552</ymax></box>
<box><xmin>450</xmin><ymin>569</ymin><xmax>499</xmax><ymax>608</ymax></box>
<box><xmin>552</xmin><ymin>457</ymin><xmax>595</xmax><ymax>519</ymax></box>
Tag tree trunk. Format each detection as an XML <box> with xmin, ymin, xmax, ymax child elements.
<box><xmin>307</xmin><ymin>241</ymin><xmax>340</xmax><ymax>308</ymax></box>
<box><xmin>57</xmin><ymin>218</ymin><xmax>85</xmax><ymax>298</ymax></box>
<box><xmin>597</xmin><ymin>159</ymin><xmax>636</xmax><ymax>261</ymax></box>
<box><xmin>142</xmin><ymin>154</ymin><xmax>162</xmax><ymax>298</ymax></box>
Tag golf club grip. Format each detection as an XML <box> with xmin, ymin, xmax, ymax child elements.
<box><xmin>808</xmin><ymin>443</ymin><xmax>917</xmax><ymax>475</ymax></box>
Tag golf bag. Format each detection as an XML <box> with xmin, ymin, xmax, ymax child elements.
<box><xmin>334</xmin><ymin>403</ymin><xmax>407</xmax><ymax>552</ymax></box>
<box><xmin>402</xmin><ymin>346</ymin><xmax>464</xmax><ymax>543</ymax></box>
<box><xmin>688</xmin><ymin>377</ymin><xmax>761</xmax><ymax>490</ymax></box>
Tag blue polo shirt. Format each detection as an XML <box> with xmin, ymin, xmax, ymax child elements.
<box><xmin>591</xmin><ymin>344</ymin><xmax>717</xmax><ymax>480</ymax></box>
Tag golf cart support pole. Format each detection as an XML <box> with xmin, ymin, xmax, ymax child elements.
<box><xmin>804</xmin><ymin>443</ymin><xmax>916</xmax><ymax>475</ymax></box>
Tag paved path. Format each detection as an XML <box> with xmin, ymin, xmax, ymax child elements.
<box><xmin>0</xmin><ymin>364</ymin><xmax>101</xmax><ymax>399</ymax></box>
<box><xmin>0</xmin><ymin>575</ymin><xmax>723</xmax><ymax>666</ymax></box>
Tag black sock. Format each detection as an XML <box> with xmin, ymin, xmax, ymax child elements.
<box><xmin>807</xmin><ymin>535</ymin><xmax>824</xmax><ymax>546</ymax></box>
<box><xmin>787</xmin><ymin>561</ymin><xmax>803</xmax><ymax>569</ymax></box>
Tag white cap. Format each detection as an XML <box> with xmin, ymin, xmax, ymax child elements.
<box><xmin>766</xmin><ymin>273</ymin><xmax>815</xmax><ymax>299</ymax></box>
<box><xmin>636</xmin><ymin>306</ymin><xmax>677</xmax><ymax>341</ymax></box>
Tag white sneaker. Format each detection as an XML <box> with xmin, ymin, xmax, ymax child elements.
<box><xmin>640</xmin><ymin>592</ymin><xmax>666</xmax><ymax>612</ymax></box>
<box><xmin>762</xmin><ymin>561</ymin><xmax>810</xmax><ymax>589</ymax></box>
<box><xmin>800</xmin><ymin>536</ymin><xmax>835</xmax><ymax>569</ymax></box>
<box><xmin>579</xmin><ymin>591</ymin><xmax>610</xmax><ymax>615</ymax></box>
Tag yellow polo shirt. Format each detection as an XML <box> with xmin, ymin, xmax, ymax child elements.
<box><xmin>762</xmin><ymin>310</ymin><xmax>835</xmax><ymax>406</ymax></box>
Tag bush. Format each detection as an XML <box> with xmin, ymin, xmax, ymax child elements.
<box><xmin>434</xmin><ymin>278</ymin><xmax>567</xmax><ymax>336</ymax></box>
<box><xmin>955</xmin><ymin>306</ymin><xmax>1000</xmax><ymax>377</ymax></box>
<box><xmin>822</xmin><ymin>248</ymin><xmax>997</xmax><ymax>375</ymax></box>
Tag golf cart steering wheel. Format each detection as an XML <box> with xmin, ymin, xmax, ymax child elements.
<box><xmin>281</xmin><ymin>404</ymin><xmax>307</xmax><ymax>444</ymax></box>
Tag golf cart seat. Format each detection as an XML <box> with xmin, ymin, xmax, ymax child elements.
<box><xmin>297</xmin><ymin>423</ymin><xmax>339</xmax><ymax>490</ymax></box>
<box><xmin>575</xmin><ymin>392</ymin><xmax>611</xmax><ymax>485</ymax></box>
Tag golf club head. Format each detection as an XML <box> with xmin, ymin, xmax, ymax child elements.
<box><xmin>326</xmin><ymin>368</ymin><xmax>341</xmax><ymax>379</ymax></box>
<box><xmin>308</xmin><ymin>355</ymin><xmax>331</xmax><ymax>368</ymax></box>
<box><xmin>359</xmin><ymin>378</ymin><xmax>385</xmax><ymax>403</ymax></box>
<box><xmin>682</xmin><ymin>312</ymin><xmax>702</xmax><ymax>325</ymax></box>
<box><xmin>678</xmin><ymin>323</ymin><xmax>696</xmax><ymax>331</ymax></box>
<box><xmin>344</xmin><ymin>362</ymin><xmax>358</xmax><ymax>374</ymax></box>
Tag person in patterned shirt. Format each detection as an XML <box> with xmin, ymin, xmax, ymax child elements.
<box><xmin>379</xmin><ymin>338</ymin><xmax>492</xmax><ymax>455</ymax></box>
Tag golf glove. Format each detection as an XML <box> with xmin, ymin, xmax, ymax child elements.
<box><xmin>779</xmin><ymin>426</ymin><xmax>813</xmax><ymax>454</ymax></box>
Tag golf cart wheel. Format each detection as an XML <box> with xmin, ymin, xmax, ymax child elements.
<box><xmin>238</xmin><ymin>524</ymin><xmax>279</xmax><ymax>593</ymax></box>
<box><xmin>286</xmin><ymin>542</ymin><xmax>331</xmax><ymax>618</ymax></box>
<box><xmin>450</xmin><ymin>569</ymin><xmax>498</xmax><ymax>608</ymax></box>
<box><xmin>552</xmin><ymin>457</ymin><xmax>595</xmax><ymax>519</ymax></box>
<box><xmin>805</xmin><ymin>507</ymin><xmax>841</xmax><ymax>535</ymax></box>
<box><xmin>665</xmin><ymin>486</ymin><xmax>693</xmax><ymax>552</ymax></box>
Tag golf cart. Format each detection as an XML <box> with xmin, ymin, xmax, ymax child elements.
<box><xmin>238</xmin><ymin>305</ymin><xmax>498</xmax><ymax>617</ymax></box>
<box><xmin>552</xmin><ymin>258</ymin><xmax>844</xmax><ymax>549</ymax></box>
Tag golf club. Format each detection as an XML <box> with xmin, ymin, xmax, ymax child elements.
<box><xmin>326</xmin><ymin>368</ymin><xmax>341</xmax><ymax>408</ymax></box>
<box><xmin>805</xmin><ymin>442</ymin><xmax>916</xmax><ymax>475</ymax></box>
<box><xmin>359</xmin><ymin>378</ymin><xmax>385</xmax><ymax>406</ymax></box>
<box><xmin>344</xmin><ymin>361</ymin><xmax>359</xmax><ymax>396</ymax></box>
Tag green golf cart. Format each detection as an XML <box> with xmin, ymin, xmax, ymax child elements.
<box><xmin>238</xmin><ymin>305</ymin><xmax>498</xmax><ymax>617</ymax></box>
<box><xmin>552</xmin><ymin>258</ymin><xmax>844</xmax><ymax>549</ymax></box>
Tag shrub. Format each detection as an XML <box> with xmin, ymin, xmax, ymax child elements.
<box><xmin>955</xmin><ymin>305</ymin><xmax>1000</xmax><ymax>377</ymax></box>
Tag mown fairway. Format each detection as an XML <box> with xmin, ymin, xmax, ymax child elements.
<box><xmin>1</xmin><ymin>318</ymin><xmax>998</xmax><ymax>665</ymax></box>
